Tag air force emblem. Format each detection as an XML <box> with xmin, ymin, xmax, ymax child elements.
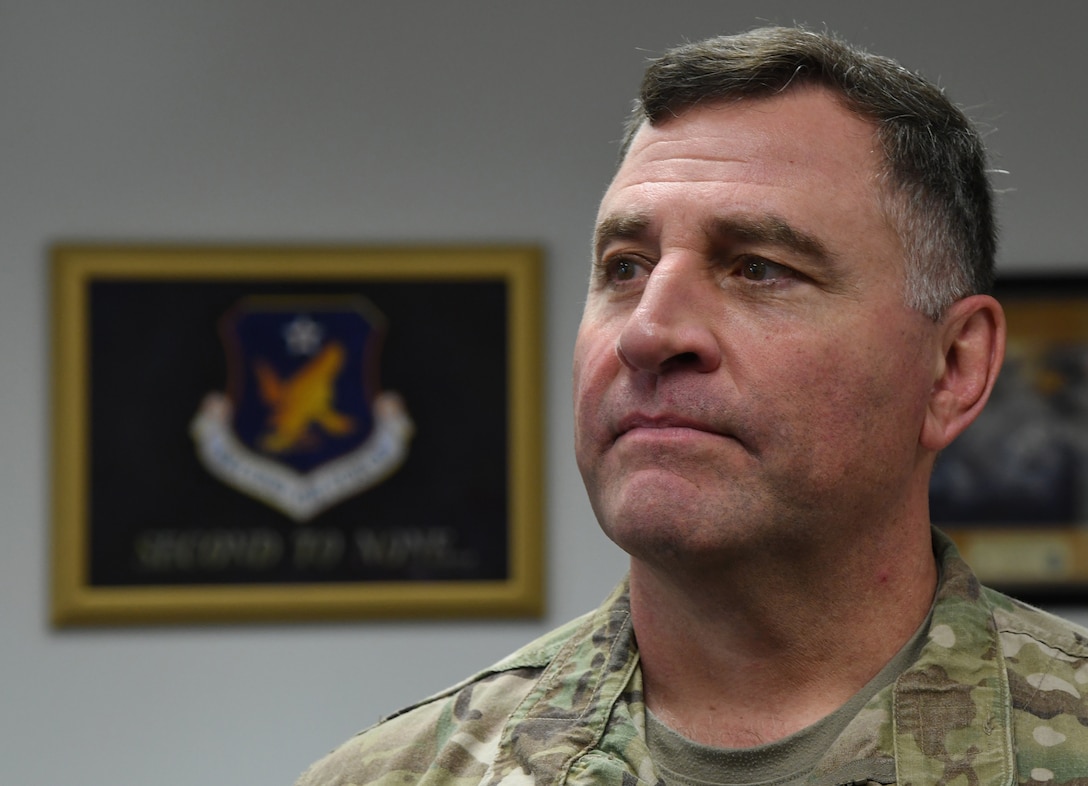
<box><xmin>191</xmin><ymin>296</ymin><xmax>413</xmax><ymax>521</ymax></box>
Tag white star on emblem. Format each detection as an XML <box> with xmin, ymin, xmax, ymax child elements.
<box><xmin>282</xmin><ymin>315</ymin><xmax>324</xmax><ymax>356</ymax></box>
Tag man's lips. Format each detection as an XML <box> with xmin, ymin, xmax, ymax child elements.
<box><xmin>614</xmin><ymin>413</ymin><xmax>727</xmax><ymax>440</ymax></box>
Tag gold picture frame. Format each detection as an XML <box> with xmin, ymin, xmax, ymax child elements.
<box><xmin>52</xmin><ymin>245</ymin><xmax>544</xmax><ymax>625</ymax></box>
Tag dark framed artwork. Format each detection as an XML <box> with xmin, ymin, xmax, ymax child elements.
<box><xmin>932</xmin><ymin>274</ymin><xmax>1088</xmax><ymax>601</ymax></box>
<box><xmin>51</xmin><ymin>246</ymin><xmax>543</xmax><ymax>624</ymax></box>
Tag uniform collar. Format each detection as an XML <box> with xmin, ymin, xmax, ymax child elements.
<box><xmin>888</xmin><ymin>530</ymin><xmax>1014</xmax><ymax>786</ymax></box>
<box><xmin>812</xmin><ymin>530</ymin><xmax>1014</xmax><ymax>786</ymax></box>
<box><xmin>486</xmin><ymin>579</ymin><xmax>643</xmax><ymax>785</ymax></box>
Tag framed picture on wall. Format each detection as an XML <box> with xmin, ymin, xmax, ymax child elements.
<box><xmin>51</xmin><ymin>245</ymin><xmax>544</xmax><ymax>625</ymax></box>
<box><xmin>932</xmin><ymin>274</ymin><xmax>1088</xmax><ymax>602</ymax></box>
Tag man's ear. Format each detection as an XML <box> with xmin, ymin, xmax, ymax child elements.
<box><xmin>920</xmin><ymin>294</ymin><xmax>1006</xmax><ymax>452</ymax></box>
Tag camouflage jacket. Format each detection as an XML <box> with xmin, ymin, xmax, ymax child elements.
<box><xmin>296</xmin><ymin>532</ymin><xmax>1088</xmax><ymax>786</ymax></box>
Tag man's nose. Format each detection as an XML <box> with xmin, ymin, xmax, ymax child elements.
<box><xmin>615</xmin><ymin>259</ymin><xmax>722</xmax><ymax>375</ymax></box>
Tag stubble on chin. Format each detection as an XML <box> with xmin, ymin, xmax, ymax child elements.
<box><xmin>588</xmin><ymin>456</ymin><xmax>853</xmax><ymax>577</ymax></box>
<box><xmin>590</xmin><ymin>468</ymin><xmax>755</xmax><ymax>566</ymax></box>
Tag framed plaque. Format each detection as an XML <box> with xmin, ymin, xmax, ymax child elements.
<box><xmin>932</xmin><ymin>274</ymin><xmax>1088</xmax><ymax>601</ymax></box>
<box><xmin>51</xmin><ymin>246</ymin><xmax>543</xmax><ymax>624</ymax></box>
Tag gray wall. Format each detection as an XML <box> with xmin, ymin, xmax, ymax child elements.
<box><xmin>3</xmin><ymin>2</ymin><xmax>1086</xmax><ymax>783</ymax></box>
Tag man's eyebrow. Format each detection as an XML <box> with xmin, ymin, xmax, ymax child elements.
<box><xmin>594</xmin><ymin>212</ymin><xmax>834</xmax><ymax>265</ymax></box>
<box><xmin>707</xmin><ymin>215</ymin><xmax>834</xmax><ymax>262</ymax></box>
<box><xmin>593</xmin><ymin>213</ymin><xmax>651</xmax><ymax>261</ymax></box>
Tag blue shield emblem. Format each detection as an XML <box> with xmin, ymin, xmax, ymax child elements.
<box><xmin>191</xmin><ymin>296</ymin><xmax>413</xmax><ymax>520</ymax></box>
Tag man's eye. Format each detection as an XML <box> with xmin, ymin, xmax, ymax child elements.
<box><xmin>740</xmin><ymin>257</ymin><xmax>793</xmax><ymax>281</ymax></box>
<box><xmin>614</xmin><ymin>258</ymin><xmax>637</xmax><ymax>280</ymax></box>
<box><xmin>603</xmin><ymin>256</ymin><xmax>645</xmax><ymax>283</ymax></box>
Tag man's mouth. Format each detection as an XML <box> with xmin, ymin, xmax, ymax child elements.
<box><xmin>615</xmin><ymin>413</ymin><xmax>725</xmax><ymax>440</ymax></box>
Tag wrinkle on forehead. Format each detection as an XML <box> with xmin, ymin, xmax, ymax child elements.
<box><xmin>602</xmin><ymin>93</ymin><xmax>888</xmax><ymax>237</ymax></box>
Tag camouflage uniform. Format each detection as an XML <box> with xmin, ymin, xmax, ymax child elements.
<box><xmin>296</xmin><ymin>531</ymin><xmax>1088</xmax><ymax>786</ymax></box>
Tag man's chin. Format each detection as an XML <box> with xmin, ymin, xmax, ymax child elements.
<box><xmin>596</xmin><ymin>493</ymin><xmax>751</xmax><ymax>560</ymax></box>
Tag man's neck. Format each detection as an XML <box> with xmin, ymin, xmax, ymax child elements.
<box><xmin>629</xmin><ymin>525</ymin><xmax>938</xmax><ymax>748</ymax></box>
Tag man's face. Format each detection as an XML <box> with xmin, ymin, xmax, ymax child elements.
<box><xmin>573</xmin><ymin>88</ymin><xmax>944</xmax><ymax>567</ymax></box>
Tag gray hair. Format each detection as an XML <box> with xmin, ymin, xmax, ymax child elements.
<box><xmin>621</xmin><ymin>27</ymin><xmax>995</xmax><ymax>320</ymax></box>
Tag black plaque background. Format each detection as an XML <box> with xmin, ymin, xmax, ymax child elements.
<box><xmin>87</xmin><ymin>278</ymin><xmax>509</xmax><ymax>586</ymax></box>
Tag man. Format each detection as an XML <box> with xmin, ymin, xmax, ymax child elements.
<box><xmin>297</xmin><ymin>27</ymin><xmax>1088</xmax><ymax>786</ymax></box>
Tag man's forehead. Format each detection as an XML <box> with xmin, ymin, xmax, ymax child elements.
<box><xmin>598</xmin><ymin>91</ymin><xmax>886</xmax><ymax>233</ymax></box>
<box><xmin>616</xmin><ymin>88</ymin><xmax>881</xmax><ymax>178</ymax></box>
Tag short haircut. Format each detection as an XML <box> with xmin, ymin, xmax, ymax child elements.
<box><xmin>621</xmin><ymin>27</ymin><xmax>996</xmax><ymax>320</ymax></box>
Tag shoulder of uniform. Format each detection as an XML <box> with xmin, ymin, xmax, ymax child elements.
<box><xmin>296</xmin><ymin>664</ymin><xmax>544</xmax><ymax>785</ymax></box>
<box><xmin>984</xmin><ymin>586</ymin><xmax>1088</xmax><ymax>661</ymax></box>
<box><xmin>294</xmin><ymin>605</ymin><xmax>608</xmax><ymax>786</ymax></box>
<box><xmin>978</xmin><ymin>587</ymin><xmax>1088</xmax><ymax>771</ymax></box>
<box><xmin>384</xmin><ymin>606</ymin><xmax>597</xmax><ymax>719</ymax></box>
